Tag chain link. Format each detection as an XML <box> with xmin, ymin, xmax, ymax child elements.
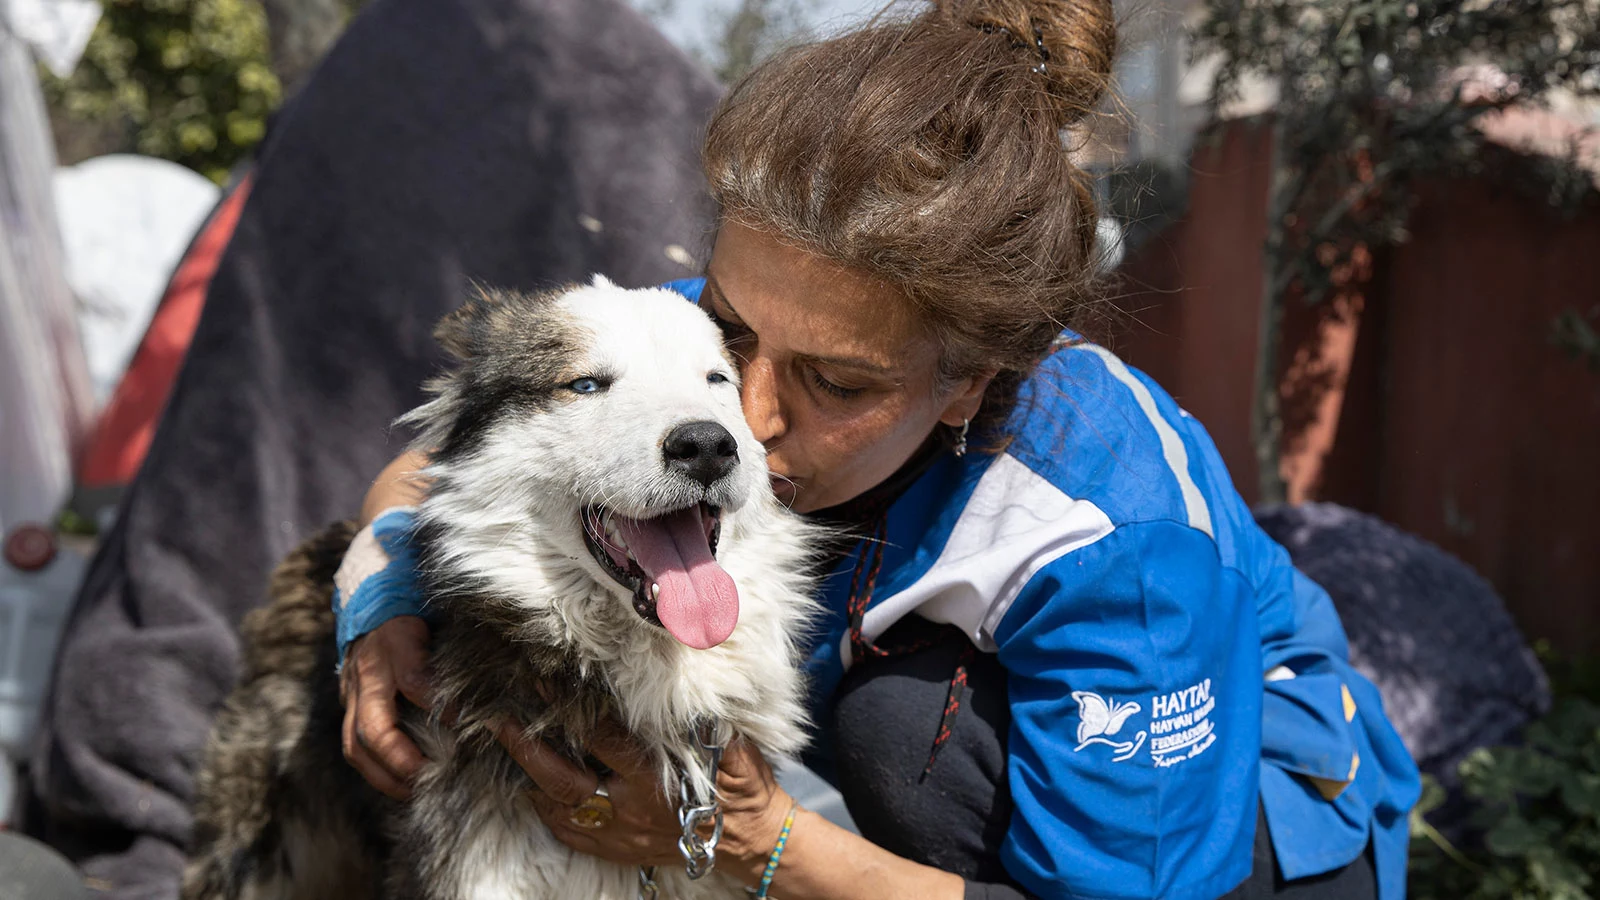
<box><xmin>637</xmin><ymin>865</ymin><xmax>660</xmax><ymax>900</ymax></box>
<box><xmin>675</xmin><ymin>719</ymin><xmax>725</xmax><ymax>880</ymax></box>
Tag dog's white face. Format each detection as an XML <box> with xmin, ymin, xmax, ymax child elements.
<box><xmin>405</xmin><ymin>277</ymin><xmax>774</xmax><ymax>650</ymax></box>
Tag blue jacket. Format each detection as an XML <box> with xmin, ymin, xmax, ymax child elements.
<box><xmin>336</xmin><ymin>278</ymin><xmax>1419</xmax><ymax>900</ymax></box>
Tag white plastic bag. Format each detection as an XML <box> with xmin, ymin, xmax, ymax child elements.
<box><xmin>54</xmin><ymin>155</ymin><xmax>221</xmax><ymax>406</ymax></box>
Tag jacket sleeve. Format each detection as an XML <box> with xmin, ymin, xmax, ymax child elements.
<box><xmin>1244</xmin><ymin>525</ymin><xmax>1420</xmax><ymax>889</ymax></box>
<box><xmin>990</xmin><ymin>520</ymin><xmax>1261</xmax><ymax>900</ymax></box>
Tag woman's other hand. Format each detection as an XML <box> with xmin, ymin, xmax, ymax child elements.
<box><xmin>496</xmin><ymin>722</ymin><xmax>790</xmax><ymax>880</ymax></box>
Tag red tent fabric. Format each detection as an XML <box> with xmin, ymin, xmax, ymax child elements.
<box><xmin>75</xmin><ymin>176</ymin><xmax>252</xmax><ymax>490</ymax></box>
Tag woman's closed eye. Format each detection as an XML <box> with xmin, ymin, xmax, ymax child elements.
<box><xmin>808</xmin><ymin>367</ymin><xmax>864</xmax><ymax>401</ymax></box>
<box><xmin>707</xmin><ymin>300</ymin><xmax>866</xmax><ymax>401</ymax></box>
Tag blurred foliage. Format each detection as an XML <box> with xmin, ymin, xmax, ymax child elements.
<box><xmin>1411</xmin><ymin>650</ymin><xmax>1600</xmax><ymax>899</ymax></box>
<box><xmin>41</xmin><ymin>0</ymin><xmax>283</xmax><ymax>184</ymax></box>
<box><xmin>627</xmin><ymin>0</ymin><xmax>818</xmax><ymax>84</ymax></box>
<box><xmin>1196</xmin><ymin>0</ymin><xmax>1600</xmax><ymax>303</ymax></box>
<box><xmin>710</xmin><ymin>0</ymin><xmax>817</xmax><ymax>84</ymax></box>
<box><xmin>1192</xmin><ymin>0</ymin><xmax>1600</xmax><ymax>502</ymax></box>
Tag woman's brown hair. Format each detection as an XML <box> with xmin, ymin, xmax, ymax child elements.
<box><xmin>703</xmin><ymin>0</ymin><xmax>1117</xmax><ymax>444</ymax></box>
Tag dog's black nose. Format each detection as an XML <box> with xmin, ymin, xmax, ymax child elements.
<box><xmin>663</xmin><ymin>421</ymin><xmax>739</xmax><ymax>487</ymax></box>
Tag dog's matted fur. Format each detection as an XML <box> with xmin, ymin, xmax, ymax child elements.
<box><xmin>183</xmin><ymin>278</ymin><xmax>821</xmax><ymax>899</ymax></box>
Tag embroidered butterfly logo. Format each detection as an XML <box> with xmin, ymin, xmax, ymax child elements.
<box><xmin>1072</xmin><ymin>691</ymin><xmax>1147</xmax><ymax>762</ymax></box>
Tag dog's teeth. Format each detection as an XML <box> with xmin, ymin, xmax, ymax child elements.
<box><xmin>650</xmin><ymin>582</ymin><xmax>660</xmax><ymax>601</ymax></box>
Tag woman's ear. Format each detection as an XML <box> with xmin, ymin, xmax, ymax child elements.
<box><xmin>938</xmin><ymin>368</ymin><xmax>999</xmax><ymax>427</ymax></box>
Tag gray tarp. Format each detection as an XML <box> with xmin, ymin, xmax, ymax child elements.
<box><xmin>25</xmin><ymin>1</ymin><xmax>720</xmax><ymax>895</ymax></box>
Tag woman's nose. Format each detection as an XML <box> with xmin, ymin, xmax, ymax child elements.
<box><xmin>739</xmin><ymin>356</ymin><xmax>787</xmax><ymax>445</ymax></box>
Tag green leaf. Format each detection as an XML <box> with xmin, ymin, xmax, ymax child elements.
<box><xmin>1484</xmin><ymin>815</ymin><xmax>1547</xmax><ymax>858</ymax></box>
<box><xmin>1564</xmin><ymin>772</ymin><xmax>1600</xmax><ymax>819</ymax></box>
<box><xmin>1528</xmin><ymin>849</ymin><xmax>1594</xmax><ymax>899</ymax></box>
<box><xmin>1414</xmin><ymin>774</ymin><xmax>1448</xmax><ymax>817</ymax></box>
<box><xmin>1462</xmin><ymin>748</ymin><xmax>1523</xmax><ymax>806</ymax></box>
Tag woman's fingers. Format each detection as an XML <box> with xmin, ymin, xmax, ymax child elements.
<box><xmin>350</xmin><ymin>635</ymin><xmax>429</xmax><ymax>779</ymax></box>
<box><xmin>377</xmin><ymin>616</ymin><xmax>466</xmax><ymax>727</ymax></box>
<box><xmin>337</xmin><ymin>619</ymin><xmax>435</xmax><ymax>798</ymax></box>
<box><xmin>383</xmin><ymin>618</ymin><xmax>436</xmax><ymax>711</ymax></box>
<box><xmin>526</xmin><ymin>789</ymin><xmax>594</xmax><ymax>843</ymax></box>
<box><xmin>342</xmin><ymin>701</ymin><xmax>412</xmax><ymax>800</ymax></box>
<box><xmin>497</xmin><ymin>718</ymin><xmax>706</xmax><ymax>869</ymax></box>
<box><xmin>340</xmin><ymin>659</ymin><xmax>416</xmax><ymax>799</ymax></box>
<box><xmin>496</xmin><ymin>722</ymin><xmax>598</xmax><ymax>806</ymax></box>
<box><xmin>527</xmin><ymin>786</ymin><xmax>682</xmax><ymax>867</ymax></box>
<box><xmin>355</xmin><ymin>676</ymin><xmax>427</xmax><ymax>778</ymax></box>
<box><xmin>583</xmin><ymin>720</ymin><xmax>653</xmax><ymax>778</ymax></box>
<box><xmin>720</xmin><ymin>737</ymin><xmax>777</xmax><ymax>782</ymax></box>
<box><xmin>707</xmin><ymin>739</ymin><xmax>792</xmax><ymax>861</ymax></box>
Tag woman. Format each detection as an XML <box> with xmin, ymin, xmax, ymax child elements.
<box><xmin>333</xmin><ymin>1</ymin><xmax>1420</xmax><ymax>897</ymax></box>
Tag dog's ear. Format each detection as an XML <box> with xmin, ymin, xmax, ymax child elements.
<box><xmin>434</xmin><ymin>284</ymin><xmax>516</xmax><ymax>360</ymax></box>
<box><xmin>435</xmin><ymin>283</ymin><xmax>581</xmax><ymax>361</ymax></box>
<box><xmin>433</xmin><ymin>305</ymin><xmax>475</xmax><ymax>361</ymax></box>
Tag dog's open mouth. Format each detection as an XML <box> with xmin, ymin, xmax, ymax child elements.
<box><xmin>580</xmin><ymin>503</ymin><xmax>734</xmax><ymax>649</ymax></box>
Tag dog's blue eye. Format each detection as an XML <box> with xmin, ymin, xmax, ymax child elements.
<box><xmin>707</xmin><ymin>372</ymin><xmax>731</xmax><ymax>385</ymax></box>
<box><xmin>569</xmin><ymin>377</ymin><xmax>602</xmax><ymax>394</ymax></box>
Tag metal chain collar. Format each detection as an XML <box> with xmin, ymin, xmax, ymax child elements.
<box><xmin>637</xmin><ymin>719</ymin><xmax>725</xmax><ymax>898</ymax></box>
<box><xmin>677</xmin><ymin>719</ymin><xmax>725</xmax><ymax>879</ymax></box>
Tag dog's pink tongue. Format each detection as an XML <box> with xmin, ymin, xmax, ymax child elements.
<box><xmin>617</xmin><ymin>507</ymin><xmax>738</xmax><ymax>649</ymax></box>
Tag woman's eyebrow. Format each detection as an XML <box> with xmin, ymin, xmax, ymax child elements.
<box><xmin>702</xmin><ymin>275</ymin><xmax>746</xmax><ymax>325</ymax></box>
<box><xmin>798</xmin><ymin>351</ymin><xmax>896</xmax><ymax>376</ymax></box>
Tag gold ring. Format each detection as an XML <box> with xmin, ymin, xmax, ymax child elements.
<box><xmin>568</xmin><ymin>781</ymin><xmax>614</xmax><ymax>829</ymax></box>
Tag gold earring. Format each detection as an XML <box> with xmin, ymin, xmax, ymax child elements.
<box><xmin>953</xmin><ymin>418</ymin><xmax>970</xmax><ymax>458</ymax></box>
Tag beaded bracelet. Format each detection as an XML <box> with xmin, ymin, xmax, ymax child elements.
<box><xmin>750</xmin><ymin>801</ymin><xmax>799</xmax><ymax>899</ymax></box>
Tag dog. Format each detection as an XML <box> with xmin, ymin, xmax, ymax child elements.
<box><xmin>182</xmin><ymin>278</ymin><xmax>821</xmax><ymax>899</ymax></box>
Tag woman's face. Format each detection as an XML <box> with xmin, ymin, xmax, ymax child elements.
<box><xmin>704</xmin><ymin>222</ymin><xmax>989</xmax><ymax>514</ymax></box>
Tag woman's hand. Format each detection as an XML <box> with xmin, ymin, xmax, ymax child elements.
<box><xmin>338</xmin><ymin>615</ymin><xmax>436</xmax><ymax>799</ymax></box>
<box><xmin>337</xmin><ymin>448</ymin><xmax>438</xmax><ymax>799</ymax></box>
<box><xmin>495</xmin><ymin>722</ymin><xmax>790</xmax><ymax>879</ymax></box>
<box><xmin>497</xmin><ymin>726</ymin><xmax>963</xmax><ymax>899</ymax></box>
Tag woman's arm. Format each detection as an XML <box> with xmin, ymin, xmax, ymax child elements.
<box><xmin>989</xmin><ymin>520</ymin><xmax>1263</xmax><ymax>900</ymax></box>
<box><xmin>741</xmin><ymin>807</ymin><xmax>968</xmax><ymax>900</ymax></box>
<box><xmin>495</xmin><ymin>725</ymin><xmax>965</xmax><ymax>900</ymax></box>
<box><xmin>360</xmin><ymin>449</ymin><xmax>432</xmax><ymax>525</ymax></box>
<box><xmin>338</xmin><ymin>449</ymin><xmax>437</xmax><ymax>799</ymax></box>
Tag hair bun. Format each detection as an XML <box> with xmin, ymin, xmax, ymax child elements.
<box><xmin>936</xmin><ymin>0</ymin><xmax>1117</xmax><ymax>122</ymax></box>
